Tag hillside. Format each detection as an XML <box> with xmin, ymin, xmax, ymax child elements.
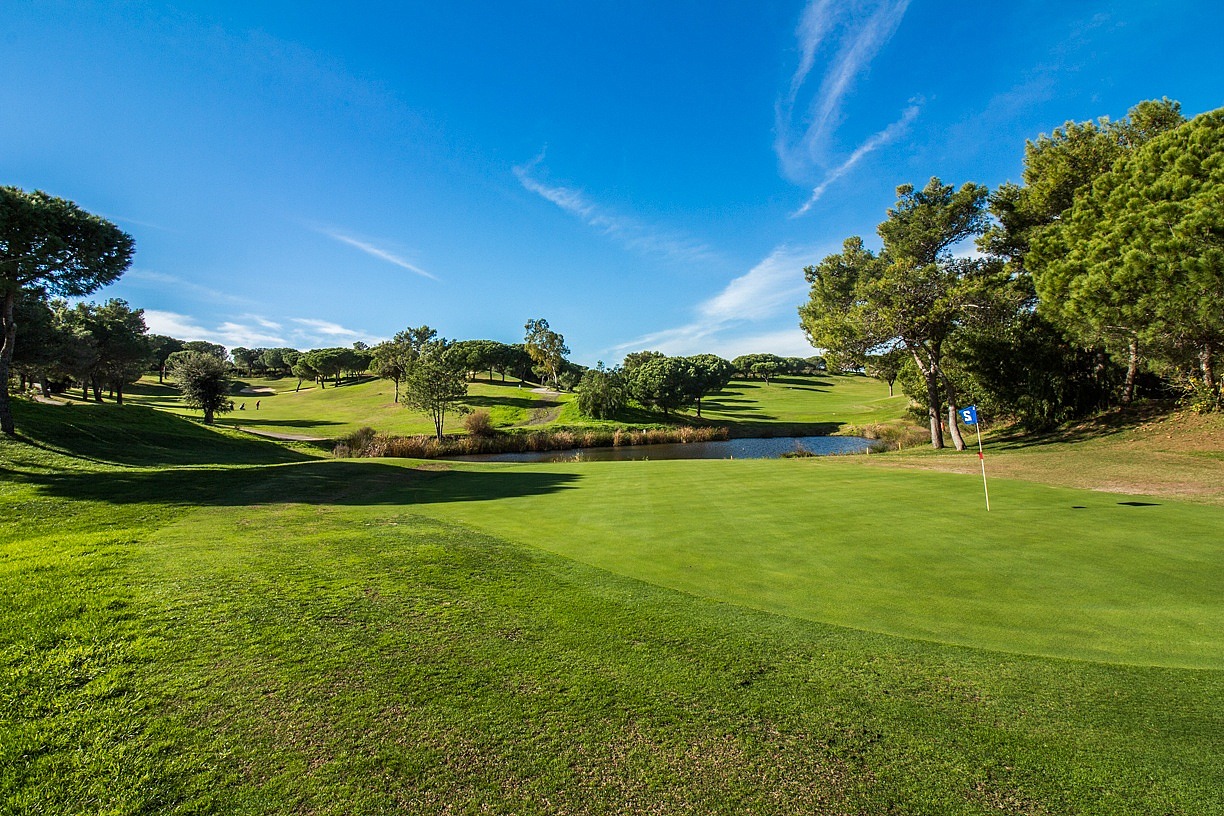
<box><xmin>115</xmin><ymin>371</ymin><xmax>910</xmax><ymax>440</ymax></box>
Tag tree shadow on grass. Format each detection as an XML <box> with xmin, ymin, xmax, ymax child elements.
<box><xmin>463</xmin><ymin>394</ymin><xmax>556</xmax><ymax>411</ymax></box>
<box><xmin>990</xmin><ymin>402</ymin><xmax>1175</xmax><ymax>450</ymax></box>
<box><xmin>12</xmin><ymin>460</ymin><xmax>581</xmax><ymax>508</ymax></box>
<box><xmin>10</xmin><ymin>401</ymin><xmax>313</xmax><ymax>466</ymax></box>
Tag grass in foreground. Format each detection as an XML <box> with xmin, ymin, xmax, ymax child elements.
<box><xmin>1</xmin><ymin>401</ymin><xmax>1220</xmax><ymax>813</ymax></box>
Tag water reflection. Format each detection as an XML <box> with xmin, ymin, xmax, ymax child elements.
<box><xmin>448</xmin><ymin>435</ymin><xmax>873</xmax><ymax>463</ymax></box>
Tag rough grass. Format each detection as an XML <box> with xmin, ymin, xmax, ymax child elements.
<box><xmin>870</xmin><ymin>405</ymin><xmax>1224</xmax><ymax>505</ymax></box>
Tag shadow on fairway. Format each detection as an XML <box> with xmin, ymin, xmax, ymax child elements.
<box><xmin>9</xmin><ymin>401</ymin><xmax>314</xmax><ymax>466</ymax></box>
<box><xmin>463</xmin><ymin>394</ymin><xmax>556</xmax><ymax>411</ymax></box>
<box><xmin>13</xmin><ymin>460</ymin><xmax>581</xmax><ymax>507</ymax></box>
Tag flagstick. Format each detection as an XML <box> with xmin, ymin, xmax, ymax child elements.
<box><xmin>975</xmin><ymin>423</ymin><xmax>990</xmax><ymax>511</ymax></box>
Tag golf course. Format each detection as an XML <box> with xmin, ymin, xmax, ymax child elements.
<box><xmin>4</xmin><ymin>7</ymin><xmax>1222</xmax><ymax>811</ymax></box>
<box><xmin>2</xmin><ymin>376</ymin><xmax>1221</xmax><ymax>815</ymax></box>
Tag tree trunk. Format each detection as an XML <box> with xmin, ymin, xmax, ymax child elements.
<box><xmin>0</xmin><ymin>290</ymin><xmax>17</xmax><ymax>435</ymax></box>
<box><xmin>910</xmin><ymin>346</ymin><xmax>944</xmax><ymax>449</ymax></box>
<box><xmin>1202</xmin><ymin>345</ymin><xmax>1219</xmax><ymax>401</ymax></box>
<box><xmin>39</xmin><ymin>377</ymin><xmax>50</xmax><ymax>397</ymax></box>
<box><xmin>204</xmin><ymin>407</ymin><xmax>214</xmax><ymax>425</ymax></box>
<box><xmin>946</xmin><ymin>402</ymin><xmax>967</xmax><ymax>451</ymax></box>
<box><xmin>942</xmin><ymin>377</ymin><xmax>966</xmax><ymax>451</ymax></box>
<box><xmin>158</xmin><ymin>365</ymin><xmax>165</xmax><ymax>384</ymax></box>
<box><xmin>91</xmin><ymin>379</ymin><xmax>102</xmax><ymax>402</ymax></box>
<box><xmin>1122</xmin><ymin>336</ymin><xmax>1139</xmax><ymax>404</ymax></box>
<box><xmin>115</xmin><ymin>383</ymin><xmax>124</xmax><ymax>405</ymax></box>
<box><xmin>393</xmin><ymin>378</ymin><xmax>399</xmax><ymax>403</ymax></box>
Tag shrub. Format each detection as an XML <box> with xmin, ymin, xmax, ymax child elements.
<box><xmin>462</xmin><ymin>409</ymin><xmax>496</xmax><ymax>436</ymax></box>
<box><xmin>333</xmin><ymin>426</ymin><xmax>377</xmax><ymax>457</ymax></box>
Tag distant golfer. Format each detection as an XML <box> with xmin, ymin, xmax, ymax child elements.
<box><xmin>256</xmin><ymin>400</ymin><xmax>261</xmax><ymax>410</ymax></box>
<box><xmin>239</xmin><ymin>403</ymin><xmax>245</xmax><ymax>410</ymax></box>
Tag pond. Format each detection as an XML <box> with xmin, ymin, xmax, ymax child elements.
<box><xmin>447</xmin><ymin>435</ymin><xmax>875</xmax><ymax>463</ymax></box>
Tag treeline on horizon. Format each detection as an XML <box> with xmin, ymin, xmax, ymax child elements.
<box><xmin>800</xmin><ymin>98</ymin><xmax>1222</xmax><ymax>448</ymax></box>
<box><xmin>0</xmin><ymin>293</ymin><xmax>822</xmax><ymax>425</ymax></box>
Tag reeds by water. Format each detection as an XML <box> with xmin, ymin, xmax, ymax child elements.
<box><xmin>333</xmin><ymin>425</ymin><xmax>730</xmax><ymax>459</ymax></box>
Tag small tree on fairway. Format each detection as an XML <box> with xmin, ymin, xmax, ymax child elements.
<box><xmin>524</xmin><ymin>318</ymin><xmax>569</xmax><ymax>387</ymax></box>
<box><xmin>168</xmin><ymin>350</ymin><xmax>233</xmax><ymax>425</ymax></box>
<box><xmin>865</xmin><ymin>348</ymin><xmax>906</xmax><ymax>396</ymax></box>
<box><xmin>370</xmin><ymin>340</ymin><xmax>409</xmax><ymax>402</ymax></box>
<box><xmin>148</xmin><ymin>334</ymin><xmax>186</xmax><ymax>383</ymax></box>
<box><xmin>684</xmin><ymin>354</ymin><xmax>735</xmax><ymax>417</ymax></box>
<box><xmin>0</xmin><ymin>187</ymin><xmax>134</xmax><ymax>434</ymax></box>
<box><xmin>628</xmin><ymin>356</ymin><xmax>692</xmax><ymax>417</ymax></box>
<box><xmin>750</xmin><ymin>360</ymin><xmax>780</xmax><ymax>386</ymax></box>
<box><xmin>576</xmin><ymin>367</ymin><xmax>626</xmax><ymax>419</ymax></box>
<box><xmin>291</xmin><ymin>357</ymin><xmax>317</xmax><ymax>392</ymax></box>
<box><xmin>402</xmin><ymin>340</ymin><xmax>468</xmax><ymax>440</ymax></box>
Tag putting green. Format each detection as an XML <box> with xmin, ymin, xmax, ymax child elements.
<box><xmin>398</xmin><ymin>458</ymin><xmax>1224</xmax><ymax>669</ymax></box>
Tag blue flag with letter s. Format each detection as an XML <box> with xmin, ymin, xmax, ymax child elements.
<box><xmin>960</xmin><ymin>405</ymin><xmax>979</xmax><ymax>425</ymax></box>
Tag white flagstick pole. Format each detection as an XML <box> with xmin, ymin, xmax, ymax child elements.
<box><xmin>976</xmin><ymin>421</ymin><xmax>990</xmax><ymax>511</ymax></box>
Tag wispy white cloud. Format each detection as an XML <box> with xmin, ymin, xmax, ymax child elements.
<box><xmin>792</xmin><ymin>102</ymin><xmax>920</xmax><ymax>217</ymax></box>
<box><xmin>514</xmin><ymin>152</ymin><xmax>718</xmax><ymax>267</ymax></box>
<box><xmin>290</xmin><ymin>317</ymin><xmax>362</xmax><ymax>338</ymax></box>
<box><xmin>776</xmin><ymin>0</ymin><xmax>915</xmax><ymax>211</ymax></box>
<box><xmin>318</xmin><ymin>228</ymin><xmax>438</xmax><ymax>280</ymax></box>
<box><xmin>610</xmin><ymin>246</ymin><xmax>821</xmax><ymax>359</ymax></box>
<box><xmin>699</xmin><ymin>247</ymin><xmax>812</xmax><ymax>322</ymax></box>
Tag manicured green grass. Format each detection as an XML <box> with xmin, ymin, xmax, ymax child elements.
<box><xmin>398</xmin><ymin>458</ymin><xmax>1224</xmax><ymax>669</ymax></box>
<box><xmin>2</xmin><ymin>400</ymin><xmax>1221</xmax><ymax>813</ymax></box>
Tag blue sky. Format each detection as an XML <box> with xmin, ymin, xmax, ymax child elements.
<box><xmin>2</xmin><ymin>1</ymin><xmax>1221</xmax><ymax>365</ymax></box>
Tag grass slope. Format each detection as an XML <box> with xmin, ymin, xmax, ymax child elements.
<box><xmin>2</xmin><ymin>401</ymin><xmax>1220</xmax><ymax>813</ymax></box>
<box><xmin>699</xmin><ymin>374</ymin><xmax>909</xmax><ymax>433</ymax></box>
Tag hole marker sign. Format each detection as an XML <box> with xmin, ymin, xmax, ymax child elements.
<box><xmin>960</xmin><ymin>405</ymin><xmax>979</xmax><ymax>425</ymax></box>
